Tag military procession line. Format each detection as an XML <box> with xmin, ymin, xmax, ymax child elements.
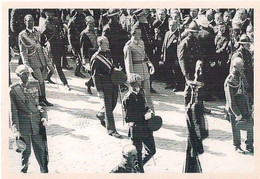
<box><xmin>9</xmin><ymin>8</ymin><xmax>254</xmax><ymax>173</ymax></box>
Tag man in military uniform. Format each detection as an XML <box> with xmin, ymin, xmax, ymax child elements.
<box><xmin>110</xmin><ymin>144</ymin><xmax>141</xmax><ymax>173</ymax></box>
<box><xmin>123</xmin><ymin>23</ymin><xmax>155</xmax><ymax>112</ymax></box>
<box><xmin>133</xmin><ymin>9</ymin><xmax>157</xmax><ymax>93</ymax></box>
<box><xmin>177</xmin><ymin>21</ymin><xmax>203</xmax><ymax>107</ymax></box>
<box><xmin>19</xmin><ymin>14</ymin><xmax>54</xmax><ymax>106</ymax></box>
<box><xmin>80</xmin><ymin>16</ymin><xmax>99</xmax><ymax>94</ymax></box>
<box><xmin>68</xmin><ymin>9</ymin><xmax>86</xmax><ymax>78</ymax></box>
<box><xmin>231</xmin><ymin>34</ymin><xmax>253</xmax><ymax>98</ymax></box>
<box><xmin>10</xmin><ymin>65</ymin><xmax>49</xmax><ymax>173</ymax></box>
<box><xmin>224</xmin><ymin>57</ymin><xmax>254</xmax><ymax>153</ymax></box>
<box><xmin>91</xmin><ymin>36</ymin><xmax>121</xmax><ymax>138</ymax></box>
<box><xmin>41</xmin><ymin>9</ymin><xmax>71</xmax><ymax>91</ymax></box>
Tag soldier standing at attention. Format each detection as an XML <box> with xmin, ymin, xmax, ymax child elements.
<box><xmin>10</xmin><ymin>65</ymin><xmax>49</xmax><ymax>173</ymax></box>
<box><xmin>124</xmin><ymin>23</ymin><xmax>155</xmax><ymax>112</ymax></box>
<box><xmin>91</xmin><ymin>36</ymin><xmax>122</xmax><ymax>138</ymax></box>
<box><xmin>224</xmin><ymin>57</ymin><xmax>254</xmax><ymax>153</ymax></box>
<box><xmin>19</xmin><ymin>14</ymin><xmax>54</xmax><ymax>106</ymax></box>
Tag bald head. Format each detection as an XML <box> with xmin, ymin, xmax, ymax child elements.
<box><xmin>232</xmin><ymin>57</ymin><xmax>244</xmax><ymax>74</ymax></box>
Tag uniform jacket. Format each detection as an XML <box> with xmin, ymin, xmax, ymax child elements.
<box><xmin>123</xmin><ymin>89</ymin><xmax>150</xmax><ymax>140</ymax></box>
<box><xmin>153</xmin><ymin>16</ymin><xmax>169</xmax><ymax>43</ymax></box>
<box><xmin>161</xmin><ymin>29</ymin><xmax>180</xmax><ymax>63</ymax></box>
<box><xmin>177</xmin><ymin>34</ymin><xmax>202</xmax><ymax>80</ymax></box>
<box><xmin>215</xmin><ymin>34</ymin><xmax>229</xmax><ymax>63</ymax></box>
<box><xmin>18</xmin><ymin>28</ymin><xmax>49</xmax><ymax>69</ymax></box>
<box><xmin>10</xmin><ymin>80</ymin><xmax>47</xmax><ymax>135</ymax></box>
<box><xmin>224</xmin><ymin>72</ymin><xmax>250</xmax><ymax>118</ymax></box>
<box><xmin>123</xmin><ymin>40</ymin><xmax>150</xmax><ymax>81</ymax></box>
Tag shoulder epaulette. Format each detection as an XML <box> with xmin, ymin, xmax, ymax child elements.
<box><xmin>10</xmin><ymin>83</ymin><xmax>20</xmax><ymax>89</ymax></box>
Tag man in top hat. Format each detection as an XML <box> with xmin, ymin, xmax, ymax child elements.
<box><xmin>68</xmin><ymin>9</ymin><xmax>87</xmax><ymax>78</ymax></box>
<box><xmin>122</xmin><ymin>73</ymin><xmax>156</xmax><ymax>173</ymax></box>
<box><xmin>41</xmin><ymin>9</ymin><xmax>71</xmax><ymax>91</ymax></box>
<box><xmin>102</xmin><ymin>9</ymin><xmax>129</xmax><ymax>69</ymax></box>
<box><xmin>160</xmin><ymin>18</ymin><xmax>184</xmax><ymax>91</ymax></box>
<box><xmin>224</xmin><ymin>57</ymin><xmax>254</xmax><ymax>153</ymax></box>
<box><xmin>133</xmin><ymin>9</ymin><xmax>157</xmax><ymax>93</ymax></box>
<box><xmin>231</xmin><ymin>34</ymin><xmax>253</xmax><ymax>97</ymax></box>
<box><xmin>91</xmin><ymin>36</ymin><xmax>122</xmax><ymax>138</ymax></box>
<box><xmin>124</xmin><ymin>23</ymin><xmax>155</xmax><ymax>111</ymax></box>
<box><xmin>110</xmin><ymin>144</ymin><xmax>141</xmax><ymax>173</ymax></box>
<box><xmin>178</xmin><ymin>21</ymin><xmax>204</xmax><ymax>107</ymax></box>
<box><xmin>80</xmin><ymin>16</ymin><xmax>99</xmax><ymax>94</ymax></box>
<box><xmin>18</xmin><ymin>14</ymin><xmax>54</xmax><ymax>106</ymax></box>
<box><xmin>10</xmin><ymin>65</ymin><xmax>49</xmax><ymax>173</ymax></box>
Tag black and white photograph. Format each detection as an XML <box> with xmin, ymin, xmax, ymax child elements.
<box><xmin>2</xmin><ymin>2</ymin><xmax>258</xmax><ymax>177</ymax></box>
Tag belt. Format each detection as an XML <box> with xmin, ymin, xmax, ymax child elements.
<box><xmin>18</xmin><ymin>111</ymin><xmax>40</xmax><ymax>117</ymax></box>
<box><xmin>133</xmin><ymin>61</ymin><xmax>146</xmax><ymax>64</ymax></box>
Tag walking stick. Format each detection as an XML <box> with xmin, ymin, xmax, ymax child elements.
<box><xmin>118</xmin><ymin>84</ymin><xmax>125</xmax><ymax>126</ymax></box>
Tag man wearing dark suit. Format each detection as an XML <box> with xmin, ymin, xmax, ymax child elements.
<box><xmin>18</xmin><ymin>14</ymin><xmax>54</xmax><ymax>106</ymax></box>
<box><xmin>91</xmin><ymin>36</ymin><xmax>121</xmax><ymax>138</ymax></box>
<box><xmin>10</xmin><ymin>65</ymin><xmax>49</xmax><ymax>173</ymax></box>
<box><xmin>160</xmin><ymin>19</ymin><xmax>184</xmax><ymax>91</ymax></box>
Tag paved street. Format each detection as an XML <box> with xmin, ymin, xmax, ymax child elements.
<box><xmin>8</xmin><ymin>56</ymin><xmax>254</xmax><ymax>173</ymax></box>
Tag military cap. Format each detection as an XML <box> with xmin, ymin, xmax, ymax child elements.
<box><xmin>199</xmin><ymin>17</ymin><xmax>209</xmax><ymax>28</ymax></box>
<box><xmin>133</xmin><ymin>9</ymin><xmax>145</xmax><ymax>17</ymax></box>
<box><xmin>232</xmin><ymin>22</ymin><xmax>242</xmax><ymax>30</ymax></box>
<box><xmin>127</xmin><ymin>73</ymin><xmax>141</xmax><ymax>85</ymax></box>
<box><xmin>15</xmin><ymin>64</ymin><xmax>31</xmax><ymax>75</ymax></box>
<box><xmin>147</xmin><ymin>115</ymin><xmax>163</xmax><ymax>131</ymax></box>
<box><xmin>12</xmin><ymin>138</ymin><xmax>26</xmax><ymax>153</ymax></box>
<box><xmin>122</xmin><ymin>144</ymin><xmax>137</xmax><ymax>159</ymax></box>
<box><xmin>107</xmin><ymin>9</ymin><xmax>121</xmax><ymax>17</ymax></box>
<box><xmin>238</xmin><ymin>34</ymin><xmax>251</xmax><ymax>44</ymax></box>
<box><xmin>187</xmin><ymin>21</ymin><xmax>200</xmax><ymax>32</ymax></box>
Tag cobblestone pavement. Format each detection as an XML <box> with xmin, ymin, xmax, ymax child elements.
<box><xmin>8</xmin><ymin>56</ymin><xmax>254</xmax><ymax>174</ymax></box>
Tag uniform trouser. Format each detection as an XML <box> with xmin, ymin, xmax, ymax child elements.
<box><xmin>75</xmin><ymin>52</ymin><xmax>82</xmax><ymax>73</ymax></box>
<box><xmin>99</xmin><ymin>78</ymin><xmax>118</xmax><ymax>132</ymax></box>
<box><xmin>229</xmin><ymin>113</ymin><xmax>254</xmax><ymax>147</ymax></box>
<box><xmin>21</xmin><ymin>133</ymin><xmax>48</xmax><ymax>173</ymax></box>
<box><xmin>183</xmin><ymin>140</ymin><xmax>202</xmax><ymax>173</ymax></box>
<box><xmin>32</xmin><ymin>66</ymin><xmax>48</xmax><ymax>102</ymax></box>
<box><xmin>184</xmin><ymin>83</ymin><xmax>204</xmax><ymax>107</ymax></box>
<box><xmin>48</xmin><ymin>52</ymin><xmax>68</xmax><ymax>85</ymax></box>
<box><xmin>141</xmin><ymin>79</ymin><xmax>154</xmax><ymax>111</ymax></box>
<box><xmin>132</xmin><ymin>132</ymin><xmax>156</xmax><ymax>173</ymax></box>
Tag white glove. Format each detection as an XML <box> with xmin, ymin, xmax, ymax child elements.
<box><xmin>145</xmin><ymin>109</ymin><xmax>154</xmax><ymax>120</ymax></box>
<box><xmin>41</xmin><ymin>118</ymin><xmax>48</xmax><ymax>126</ymax></box>
<box><xmin>147</xmin><ymin>61</ymin><xmax>155</xmax><ymax>75</ymax></box>
<box><xmin>12</xmin><ymin>126</ymin><xmax>21</xmax><ymax>139</ymax></box>
<box><xmin>235</xmin><ymin>115</ymin><xmax>243</xmax><ymax>122</ymax></box>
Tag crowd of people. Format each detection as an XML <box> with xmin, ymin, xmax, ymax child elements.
<box><xmin>9</xmin><ymin>8</ymin><xmax>254</xmax><ymax>173</ymax></box>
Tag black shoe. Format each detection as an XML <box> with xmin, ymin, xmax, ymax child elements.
<box><xmin>46</xmin><ymin>78</ymin><xmax>56</xmax><ymax>84</ymax></box>
<box><xmin>96</xmin><ymin>114</ymin><xmax>105</xmax><ymax>127</ymax></box>
<box><xmin>150</xmin><ymin>87</ymin><xmax>157</xmax><ymax>93</ymax></box>
<box><xmin>63</xmin><ymin>65</ymin><xmax>73</xmax><ymax>70</ymax></box>
<box><xmin>235</xmin><ymin>146</ymin><xmax>245</xmax><ymax>154</ymax></box>
<box><xmin>108</xmin><ymin>131</ymin><xmax>122</xmax><ymax>139</ymax></box>
<box><xmin>43</xmin><ymin>99</ymin><xmax>54</xmax><ymax>106</ymax></box>
<box><xmin>246</xmin><ymin>145</ymin><xmax>254</xmax><ymax>153</ymax></box>
<box><xmin>64</xmin><ymin>84</ymin><xmax>71</xmax><ymax>91</ymax></box>
<box><xmin>85</xmin><ymin>82</ymin><xmax>92</xmax><ymax>94</ymax></box>
<box><xmin>75</xmin><ymin>72</ymin><xmax>86</xmax><ymax>78</ymax></box>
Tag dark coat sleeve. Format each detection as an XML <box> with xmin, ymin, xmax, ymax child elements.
<box><xmin>177</xmin><ymin>39</ymin><xmax>188</xmax><ymax>79</ymax></box>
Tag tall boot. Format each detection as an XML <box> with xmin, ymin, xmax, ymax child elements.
<box><xmin>74</xmin><ymin>58</ymin><xmax>85</xmax><ymax>78</ymax></box>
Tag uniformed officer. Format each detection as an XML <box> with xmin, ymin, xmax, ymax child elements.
<box><xmin>19</xmin><ymin>14</ymin><xmax>54</xmax><ymax>106</ymax></box>
<box><xmin>224</xmin><ymin>57</ymin><xmax>254</xmax><ymax>153</ymax></box>
<box><xmin>41</xmin><ymin>9</ymin><xmax>71</xmax><ymax>91</ymax></box>
<box><xmin>80</xmin><ymin>16</ymin><xmax>98</xmax><ymax>94</ymax></box>
<box><xmin>67</xmin><ymin>9</ymin><xmax>87</xmax><ymax>78</ymax></box>
<box><xmin>231</xmin><ymin>34</ymin><xmax>253</xmax><ymax>97</ymax></box>
<box><xmin>91</xmin><ymin>36</ymin><xmax>121</xmax><ymax>138</ymax></box>
<box><xmin>110</xmin><ymin>144</ymin><xmax>141</xmax><ymax>173</ymax></box>
<box><xmin>123</xmin><ymin>23</ymin><xmax>155</xmax><ymax>112</ymax></box>
<box><xmin>177</xmin><ymin>21</ymin><xmax>203</xmax><ymax>107</ymax></box>
<box><xmin>10</xmin><ymin>65</ymin><xmax>49</xmax><ymax>173</ymax></box>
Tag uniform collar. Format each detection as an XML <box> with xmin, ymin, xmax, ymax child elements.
<box><xmin>19</xmin><ymin>81</ymin><xmax>29</xmax><ymax>88</ymax></box>
<box><xmin>26</xmin><ymin>28</ymin><xmax>35</xmax><ymax>34</ymax></box>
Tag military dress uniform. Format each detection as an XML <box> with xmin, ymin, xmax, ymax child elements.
<box><xmin>224</xmin><ymin>72</ymin><xmax>253</xmax><ymax>150</ymax></box>
<box><xmin>10</xmin><ymin>80</ymin><xmax>48</xmax><ymax>173</ymax></box>
<box><xmin>90</xmin><ymin>50</ymin><xmax>119</xmax><ymax>134</ymax></box>
<box><xmin>123</xmin><ymin>39</ymin><xmax>154</xmax><ymax>111</ymax></box>
<box><xmin>122</xmin><ymin>89</ymin><xmax>156</xmax><ymax>173</ymax></box>
<box><xmin>41</xmin><ymin>16</ymin><xmax>69</xmax><ymax>86</ymax></box>
<box><xmin>18</xmin><ymin>28</ymin><xmax>53</xmax><ymax>104</ymax></box>
<box><xmin>177</xmin><ymin>34</ymin><xmax>202</xmax><ymax>106</ymax></box>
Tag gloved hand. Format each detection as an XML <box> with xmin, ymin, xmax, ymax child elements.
<box><xmin>41</xmin><ymin>118</ymin><xmax>48</xmax><ymax>126</ymax></box>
